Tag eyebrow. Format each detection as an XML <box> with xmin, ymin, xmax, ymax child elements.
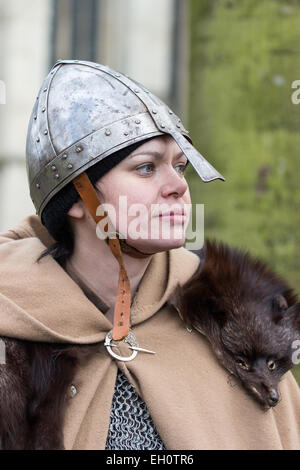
<box><xmin>128</xmin><ymin>150</ymin><xmax>186</xmax><ymax>160</ymax></box>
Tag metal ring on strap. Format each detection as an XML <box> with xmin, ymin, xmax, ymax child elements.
<box><xmin>104</xmin><ymin>329</ymin><xmax>138</xmax><ymax>362</ymax></box>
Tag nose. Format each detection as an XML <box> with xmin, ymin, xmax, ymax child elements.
<box><xmin>160</xmin><ymin>167</ymin><xmax>189</xmax><ymax>199</ymax></box>
<box><xmin>267</xmin><ymin>389</ymin><xmax>279</xmax><ymax>407</ymax></box>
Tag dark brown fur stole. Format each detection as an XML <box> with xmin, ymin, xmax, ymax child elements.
<box><xmin>169</xmin><ymin>239</ymin><xmax>300</xmax><ymax>409</ymax></box>
<box><xmin>0</xmin><ymin>338</ymin><xmax>97</xmax><ymax>449</ymax></box>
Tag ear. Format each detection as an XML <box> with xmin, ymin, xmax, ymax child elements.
<box><xmin>271</xmin><ymin>294</ymin><xmax>288</xmax><ymax>323</ymax></box>
<box><xmin>67</xmin><ymin>201</ymin><xmax>85</xmax><ymax>219</ymax></box>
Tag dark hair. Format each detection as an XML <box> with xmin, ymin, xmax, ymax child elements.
<box><xmin>37</xmin><ymin>141</ymin><xmax>146</xmax><ymax>267</ymax></box>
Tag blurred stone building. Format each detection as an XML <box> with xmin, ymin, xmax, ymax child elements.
<box><xmin>0</xmin><ymin>0</ymin><xmax>188</xmax><ymax>231</ymax></box>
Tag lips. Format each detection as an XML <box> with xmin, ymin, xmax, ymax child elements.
<box><xmin>157</xmin><ymin>209</ymin><xmax>187</xmax><ymax>224</ymax></box>
<box><xmin>158</xmin><ymin>208</ymin><xmax>186</xmax><ymax>217</ymax></box>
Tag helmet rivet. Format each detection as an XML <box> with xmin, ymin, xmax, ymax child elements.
<box><xmin>176</xmin><ymin>124</ymin><xmax>181</xmax><ymax>128</ymax></box>
<box><xmin>33</xmin><ymin>115</ymin><xmax>37</xmax><ymax>120</ymax></box>
<box><xmin>75</xmin><ymin>146</ymin><xmax>83</xmax><ymax>153</ymax></box>
<box><xmin>152</xmin><ymin>110</ymin><xmax>157</xmax><ymax>114</ymax></box>
<box><xmin>44</xmin><ymin>130</ymin><xmax>48</xmax><ymax>135</ymax></box>
<box><xmin>134</xmin><ymin>88</ymin><xmax>140</xmax><ymax>93</ymax></box>
<box><xmin>105</xmin><ymin>129</ymin><xmax>111</xmax><ymax>136</ymax></box>
<box><xmin>43</xmin><ymin>88</ymin><xmax>47</xmax><ymax>92</ymax></box>
<box><xmin>115</xmin><ymin>73</ymin><xmax>121</xmax><ymax>77</ymax></box>
<box><xmin>42</xmin><ymin>107</ymin><xmax>46</xmax><ymax>112</ymax></box>
<box><xmin>169</xmin><ymin>110</ymin><xmax>173</xmax><ymax>115</ymax></box>
<box><xmin>51</xmin><ymin>165</ymin><xmax>56</xmax><ymax>171</ymax></box>
<box><xmin>124</xmin><ymin>131</ymin><xmax>129</xmax><ymax>136</ymax></box>
<box><xmin>55</xmin><ymin>174</ymin><xmax>60</xmax><ymax>179</ymax></box>
<box><xmin>135</xmin><ymin>119</ymin><xmax>141</xmax><ymax>124</ymax></box>
<box><xmin>178</xmin><ymin>119</ymin><xmax>181</xmax><ymax>123</ymax></box>
<box><xmin>62</xmin><ymin>153</ymin><xmax>68</xmax><ymax>159</ymax></box>
<box><xmin>67</xmin><ymin>163</ymin><xmax>73</xmax><ymax>169</ymax></box>
<box><xmin>36</xmin><ymin>137</ymin><xmax>40</xmax><ymax>142</ymax></box>
<box><xmin>160</xmin><ymin>123</ymin><xmax>165</xmax><ymax>128</ymax></box>
<box><xmin>36</xmin><ymin>183</ymin><xmax>40</xmax><ymax>189</ymax></box>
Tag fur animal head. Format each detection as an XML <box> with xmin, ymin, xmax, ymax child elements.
<box><xmin>170</xmin><ymin>240</ymin><xmax>300</xmax><ymax>409</ymax></box>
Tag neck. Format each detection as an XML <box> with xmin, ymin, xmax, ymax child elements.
<box><xmin>65</xmin><ymin>228</ymin><xmax>153</xmax><ymax>323</ymax></box>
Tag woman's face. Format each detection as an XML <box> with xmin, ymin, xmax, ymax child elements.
<box><xmin>95</xmin><ymin>135</ymin><xmax>191</xmax><ymax>253</ymax></box>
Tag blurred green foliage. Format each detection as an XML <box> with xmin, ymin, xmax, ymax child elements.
<box><xmin>187</xmin><ymin>0</ymin><xmax>300</xmax><ymax>384</ymax></box>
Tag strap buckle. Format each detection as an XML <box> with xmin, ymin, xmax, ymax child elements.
<box><xmin>104</xmin><ymin>329</ymin><xmax>155</xmax><ymax>362</ymax></box>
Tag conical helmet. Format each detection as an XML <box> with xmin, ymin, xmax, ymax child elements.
<box><xmin>26</xmin><ymin>59</ymin><xmax>224</xmax><ymax>217</ymax></box>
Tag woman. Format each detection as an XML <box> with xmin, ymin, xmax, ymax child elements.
<box><xmin>0</xmin><ymin>60</ymin><xmax>299</xmax><ymax>450</ymax></box>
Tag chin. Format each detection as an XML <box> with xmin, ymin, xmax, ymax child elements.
<box><xmin>127</xmin><ymin>237</ymin><xmax>186</xmax><ymax>254</ymax></box>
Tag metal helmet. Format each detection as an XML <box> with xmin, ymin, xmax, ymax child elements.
<box><xmin>26</xmin><ymin>59</ymin><xmax>225</xmax><ymax>217</ymax></box>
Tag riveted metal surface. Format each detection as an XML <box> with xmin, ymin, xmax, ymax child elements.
<box><xmin>32</xmin><ymin>112</ymin><xmax>163</xmax><ymax>213</ymax></box>
<box><xmin>26</xmin><ymin>59</ymin><xmax>225</xmax><ymax>216</ymax></box>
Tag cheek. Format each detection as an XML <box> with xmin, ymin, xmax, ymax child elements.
<box><xmin>126</xmin><ymin>189</ymin><xmax>155</xmax><ymax>209</ymax></box>
<box><xmin>98</xmin><ymin>178</ymin><xmax>155</xmax><ymax>224</ymax></box>
<box><xmin>104</xmin><ymin>186</ymin><xmax>155</xmax><ymax>210</ymax></box>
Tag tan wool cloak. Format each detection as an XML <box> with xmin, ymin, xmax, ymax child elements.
<box><xmin>0</xmin><ymin>214</ymin><xmax>300</xmax><ymax>450</ymax></box>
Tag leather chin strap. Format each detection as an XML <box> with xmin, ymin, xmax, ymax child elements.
<box><xmin>72</xmin><ymin>172</ymin><xmax>153</xmax><ymax>341</ymax></box>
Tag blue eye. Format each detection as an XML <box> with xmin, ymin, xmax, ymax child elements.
<box><xmin>136</xmin><ymin>162</ymin><xmax>188</xmax><ymax>176</ymax></box>
<box><xmin>175</xmin><ymin>164</ymin><xmax>188</xmax><ymax>175</ymax></box>
<box><xmin>136</xmin><ymin>163</ymin><xmax>154</xmax><ymax>175</ymax></box>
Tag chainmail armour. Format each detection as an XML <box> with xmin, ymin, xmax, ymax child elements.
<box><xmin>105</xmin><ymin>370</ymin><xmax>166</xmax><ymax>450</ymax></box>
